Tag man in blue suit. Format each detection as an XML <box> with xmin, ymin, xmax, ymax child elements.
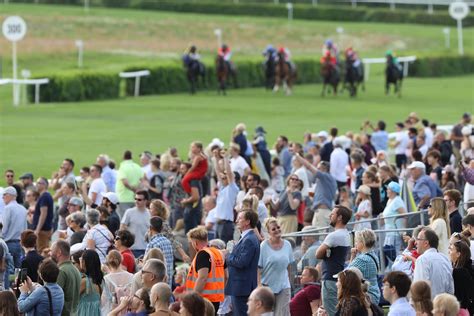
<box><xmin>224</xmin><ymin>209</ymin><xmax>260</xmax><ymax>316</ymax></box>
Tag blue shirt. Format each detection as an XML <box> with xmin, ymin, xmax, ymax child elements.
<box><xmin>312</xmin><ymin>171</ymin><xmax>337</xmax><ymax>209</ymax></box>
<box><xmin>2</xmin><ymin>200</ymin><xmax>27</xmax><ymax>241</ymax></box>
<box><xmin>280</xmin><ymin>146</ymin><xmax>293</xmax><ymax>178</ymax></box>
<box><xmin>371</xmin><ymin>130</ymin><xmax>389</xmax><ymax>152</ymax></box>
<box><xmin>146</xmin><ymin>234</ymin><xmax>174</xmax><ymax>288</ymax></box>
<box><xmin>258</xmin><ymin>239</ymin><xmax>294</xmax><ymax>294</ymax></box>
<box><xmin>347</xmin><ymin>251</ymin><xmax>380</xmax><ymax>304</ymax></box>
<box><xmin>412</xmin><ymin>175</ymin><xmax>441</xmax><ymax>205</ymax></box>
<box><xmin>33</xmin><ymin>192</ymin><xmax>54</xmax><ymax>231</ymax></box>
<box><xmin>18</xmin><ymin>283</ymin><xmax>64</xmax><ymax>316</ymax></box>
<box><xmin>388</xmin><ymin>297</ymin><xmax>416</xmax><ymax>316</ymax></box>
<box><xmin>102</xmin><ymin>165</ymin><xmax>116</xmax><ymax>192</ymax></box>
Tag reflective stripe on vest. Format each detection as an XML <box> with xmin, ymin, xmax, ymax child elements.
<box><xmin>185</xmin><ymin>247</ymin><xmax>225</xmax><ymax>302</ymax></box>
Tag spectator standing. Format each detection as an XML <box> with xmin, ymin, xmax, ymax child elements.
<box><xmin>369</xmin><ymin>120</ymin><xmax>389</xmax><ymax>152</ymax></box>
<box><xmin>448</xmin><ymin>240</ymin><xmax>474</xmax><ymax>314</ymax></box>
<box><xmin>316</xmin><ymin>205</ymin><xmax>352</xmax><ymax>316</ymax></box>
<box><xmin>382</xmin><ymin>271</ymin><xmax>415</xmax><ymax>316</ymax></box>
<box><xmin>334</xmin><ymin>269</ymin><xmax>371</xmax><ymax>316</ymax></box>
<box><xmin>408</xmin><ymin>161</ymin><xmax>442</xmax><ymax>209</ymax></box>
<box><xmin>96</xmin><ymin>154</ymin><xmax>116</xmax><ymax>192</ymax></box>
<box><xmin>18</xmin><ymin>259</ymin><xmax>65</xmax><ymax>316</ymax></box>
<box><xmin>462</xmin><ymin>215</ymin><xmax>474</xmax><ymax>261</ymax></box>
<box><xmin>225</xmin><ymin>210</ymin><xmax>260</xmax><ymax>316</ymax></box>
<box><xmin>381</xmin><ymin>182</ymin><xmax>406</xmax><ymax>265</ymax></box>
<box><xmin>213</xmin><ymin>152</ymin><xmax>239</xmax><ymax>244</ymax></box>
<box><xmin>2</xmin><ymin>186</ymin><xmax>27</xmax><ymax>268</ymax></box>
<box><xmin>362</xmin><ymin>170</ymin><xmax>383</xmax><ymax>218</ymax></box>
<box><xmin>24</xmin><ymin>188</ymin><xmax>39</xmax><ymax>229</ymax></box>
<box><xmin>101</xmin><ymin>250</ymin><xmax>134</xmax><ymax>316</ymax></box>
<box><xmin>297</xmin><ymin>226</ymin><xmax>321</xmax><ymax>271</ymax></box>
<box><xmin>121</xmin><ymin>190</ymin><xmax>150</xmax><ymax>258</ymax></box>
<box><xmin>379</xmin><ymin>165</ymin><xmax>399</xmax><ymax>210</ymax></box>
<box><xmin>77</xmin><ymin>250</ymin><xmax>102</xmax><ymax>316</ymax></box>
<box><xmin>451</xmin><ymin>113</ymin><xmax>471</xmax><ymax>164</ymax></box>
<box><xmin>116</xmin><ymin>150</ymin><xmax>144</xmax><ymax>218</ymax></box>
<box><xmin>101</xmin><ymin>192</ymin><xmax>121</xmax><ymax>235</ymax></box>
<box><xmin>353</xmin><ymin>185</ymin><xmax>372</xmax><ymax>231</ymax></box>
<box><xmin>348</xmin><ymin>229</ymin><xmax>381</xmax><ymax>305</ymax></box>
<box><xmin>141</xmin><ymin>258</ymin><xmax>167</xmax><ymax>292</ymax></box>
<box><xmin>20</xmin><ymin>230</ymin><xmax>43</xmax><ymax>283</ymax></box>
<box><xmin>51</xmin><ymin>240</ymin><xmax>81</xmax><ymax>316</ymax></box>
<box><xmin>413</xmin><ymin>227</ymin><xmax>454</xmax><ymax>298</ymax></box>
<box><xmin>444</xmin><ymin>190</ymin><xmax>463</xmax><ymax>234</ymax></box>
<box><xmin>350</xmin><ymin>152</ymin><xmax>365</xmax><ymax>194</ymax></box>
<box><xmin>432</xmin><ymin>294</ymin><xmax>460</xmax><ymax>316</ymax></box>
<box><xmin>0</xmin><ymin>290</ymin><xmax>20</xmax><ymax>316</ymax></box>
<box><xmin>80</xmin><ymin>164</ymin><xmax>106</xmax><ymax>209</ymax></box>
<box><xmin>66</xmin><ymin>211</ymin><xmax>87</xmax><ymax>246</ymax></box>
<box><xmin>33</xmin><ymin>177</ymin><xmax>54</xmax><ymax>252</ymax></box>
<box><xmin>113</xmin><ymin>229</ymin><xmax>136</xmax><ymax>273</ymax></box>
<box><xmin>140</xmin><ymin>151</ymin><xmax>154</xmax><ymax>182</ymax></box>
<box><xmin>393</xmin><ymin>122</ymin><xmax>409</xmax><ymax>171</ymax></box>
<box><xmin>290</xmin><ymin>267</ymin><xmax>321</xmax><ymax>316</ymax></box>
<box><xmin>330</xmin><ymin>139</ymin><xmax>349</xmax><ymax>189</ymax></box>
<box><xmin>247</xmin><ymin>286</ymin><xmax>275</xmax><ymax>316</ymax></box>
<box><xmin>83</xmin><ymin>209</ymin><xmax>113</xmax><ymax>264</ymax></box>
<box><xmin>146</xmin><ymin>217</ymin><xmax>174</xmax><ymax>288</ymax></box>
<box><xmin>50</xmin><ymin>159</ymin><xmax>76</xmax><ymax>208</ymax></box>
<box><xmin>428</xmin><ymin>198</ymin><xmax>450</xmax><ymax>255</ymax></box>
<box><xmin>410</xmin><ymin>280</ymin><xmax>433</xmax><ymax>316</ymax></box>
<box><xmin>150</xmin><ymin>282</ymin><xmax>179</xmax><ymax>316</ymax></box>
<box><xmin>277</xmin><ymin>135</ymin><xmax>293</xmax><ymax>177</ymax></box>
<box><xmin>258</xmin><ymin>217</ymin><xmax>294</xmax><ymax>316</ymax></box>
<box><xmin>185</xmin><ymin>226</ymin><xmax>225</xmax><ymax>313</ymax></box>
<box><xmin>4</xmin><ymin>169</ymin><xmax>23</xmax><ymax>204</ymax></box>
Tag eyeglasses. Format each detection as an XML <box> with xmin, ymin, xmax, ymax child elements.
<box><xmin>415</xmin><ymin>237</ymin><xmax>427</xmax><ymax>241</ymax></box>
<box><xmin>5</xmin><ymin>174</ymin><xmax>14</xmax><ymax>178</ymax></box>
<box><xmin>271</xmin><ymin>226</ymin><xmax>281</xmax><ymax>232</ymax></box>
<box><xmin>135</xmin><ymin>198</ymin><xmax>144</xmax><ymax>201</ymax></box>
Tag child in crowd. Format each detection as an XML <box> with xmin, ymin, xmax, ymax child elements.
<box><xmin>181</xmin><ymin>141</ymin><xmax>208</xmax><ymax>194</ymax></box>
<box><xmin>353</xmin><ymin>185</ymin><xmax>372</xmax><ymax>231</ymax></box>
<box><xmin>271</xmin><ymin>157</ymin><xmax>285</xmax><ymax>193</ymax></box>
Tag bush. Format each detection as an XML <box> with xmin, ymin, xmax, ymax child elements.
<box><xmin>28</xmin><ymin>72</ymin><xmax>120</xmax><ymax>102</ymax></box>
<box><xmin>409</xmin><ymin>55</ymin><xmax>474</xmax><ymax>77</ymax></box>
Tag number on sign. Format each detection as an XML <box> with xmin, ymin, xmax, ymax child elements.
<box><xmin>8</xmin><ymin>24</ymin><xmax>23</xmax><ymax>34</ymax></box>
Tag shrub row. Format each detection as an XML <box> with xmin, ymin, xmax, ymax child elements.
<box><xmin>132</xmin><ymin>1</ymin><xmax>474</xmax><ymax>27</ymax></box>
<box><xmin>28</xmin><ymin>55</ymin><xmax>474</xmax><ymax>102</ymax></box>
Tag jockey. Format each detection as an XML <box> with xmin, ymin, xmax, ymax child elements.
<box><xmin>277</xmin><ymin>46</ymin><xmax>296</xmax><ymax>73</ymax></box>
<box><xmin>322</xmin><ymin>39</ymin><xmax>339</xmax><ymax>62</ymax></box>
<box><xmin>183</xmin><ymin>45</ymin><xmax>204</xmax><ymax>74</ymax></box>
<box><xmin>262</xmin><ymin>44</ymin><xmax>277</xmax><ymax>61</ymax></box>
<box><xmin>218</xmin><ymin>44</ymin><xmax>235</xmax><ymax>73</ymax></box>
<box><xmin>187</xmin><ymin>45</ymin><xmax>201</xmax><ymax>62</ymax></box>
<box><xmin>386</xmin><ymin>50</ymin><xmax>402</xmax><ymax>72</ymax></box>
<box><xmin>320</xmin><ymin>50</ymin><xmax>337</xmax><ymax>69</ymax></box>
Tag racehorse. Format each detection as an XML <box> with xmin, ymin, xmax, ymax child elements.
<box><xmin>273</xmin><ymin>51</ymin><xmax>296</xmax><ymax>95</ymax></box>
<box><xmin>183</xmin><ymin>57</ymin><xmax>205</xmax><ymax>95</ymax></box>
<box><xmin>385</xmin><ymin>55</ymin><xmax>403</xmax><ymax>97</ymax></box>
<box><xmin>342</xmin><ymin>58</ymin><xmax>365</xmax><ymax>97</ymax></box>
<box><xmin>216</xmin><ymin>54</ymin><xmax>229</xmax><ymax>95</ymax></box>
<box><xmin>320</xmin><ymin>60</ymin><xmax>340</xmax><ymax>97</ymax></box>
<box><xmin>263</xmin><ymin>56</ymin><xmax>276</xmax><ymax>90</ymax></box>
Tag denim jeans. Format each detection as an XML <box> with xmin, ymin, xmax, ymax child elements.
<box><xmin>6</xmin><ymin>240</ymin><xmax>23</xmax><ymax>269</ymax></box>
<box><xmin>184</xmin><ymin>207</ymin><xmax>201</xmax><ymax>234</ymax></box>
<box><xmin>132</xmin><ymin>249</ymin><xmax>145</xmax><ymax>258</ymax></box>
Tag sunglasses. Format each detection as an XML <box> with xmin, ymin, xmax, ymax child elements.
<box><xmin>135</xmin><ymin>198</ymin><xmax>144</xmax><ymax>201</ymax></box>
<box><xmin>5</xmin><ymin>175</ymin><xmax>14</xmax><ymax>178</ymax></box>
<box><xmin>271</xmin><ymin>226</ymin><xmax>281</xmax><ymax>232</ymax></box>
<box><xmin>114</xmin><ymin>236</ymin><xmax>121</xmax><ymax>241</ymax></box>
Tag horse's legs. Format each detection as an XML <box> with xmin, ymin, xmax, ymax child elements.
<box><xmin>273</xmin><ymin>77</ymin><xmax>280</xmax><ymax>92</ymax></box>
<box><xmin>385</xmin><ymin>80</ymin><xmax>390</xmax><ymax>95</ymax></box>
<box><xmin>321</xmin><ymin>83</ymin><xmax>326</xmax><ymax>97</ymax></box>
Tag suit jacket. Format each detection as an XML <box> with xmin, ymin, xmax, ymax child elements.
<box><xmin>225</xmin><ymin>230</ymin><xmax>260</xmax><ymax>296</ymax></box>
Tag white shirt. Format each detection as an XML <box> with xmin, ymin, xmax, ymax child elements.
<box><xmin>429</xmin><ymin>218</ymin><xmax>449</xmax><ymax>256</ymax></box>
<box><xmin>294</xmin><ymin>166</ymin><xmax>310</xmax><ymax>198</ymax></box>
<box><xmin>418</xmin><ymin>144</ymin><xmax>428</xmax><ymax>158</ymax></box>
<box><xmin>215</xmin><ymin>182</ymin><xmax>239</xmax><ymax>221</ymax></box>
<box><xmin>88</xmin><ymin>178</ymin><xmax>107</xmax><ymax>206</ymax></box>
<box><xmin>394</xmin><ymin>131</ymin><xmax>409</xmax><ymax>155</ymax></box>
<box><xmin>413</xmin><ymin>248</ymin><xmax>454</xmax><ymax>298</ymax></box>
<box><xmin>142</xmin><ymin>164</ymin><xmax>153</xmax><ymax>181</ymax></box>
<box><xmin>330</xmin><ymin>147</ymin><xmax>349</xmax><ymax>183</ymax></box>
<box><xmin>257</xmin><ymin>201</ymin><xmax>269</xmax><ymax>224</ymax></box>
<box><xmin>230</xmin><ymin>156</ymin><xmax>249</xmax><ymax>177</ymax></box>
<box><xmin>424</xmin><ymin>127</ymin><xmax>434</xmax><ymax>148</ymax></box>
<box><xmin>205</xmin><ymin>208</ymin><xmax>217</xmax><ymax>232</ymax></box>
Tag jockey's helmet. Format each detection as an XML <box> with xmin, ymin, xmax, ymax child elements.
<box><xmin>325</xmin><ymin>39</ymin><xmax>333</xmax><ymax>47</ymax></box>
<box><xmin>222</xmin><ymin>44</ymin><xmax>229</xmax><ymax>52</ymax></box>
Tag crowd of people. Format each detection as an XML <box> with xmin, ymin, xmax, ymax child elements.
<box><xmin>0</xmin><ymin>111</ymin><xmax>473</xmax><ymax>316</ymax></box>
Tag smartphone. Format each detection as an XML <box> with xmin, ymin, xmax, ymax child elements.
<box><xmin>19</xmin><ymin>269</ymin><xmax>28</xmax><ymax>283</ymax></box>
<box><xmin>350</xmin><ymin>231</ymin><xmax>355</xmax><ymax>248</ymax></box>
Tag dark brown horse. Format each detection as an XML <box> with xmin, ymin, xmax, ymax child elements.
<box><xmin>320</xmin><ymin>59</ymin><xmax>340</xmax><ymax>97</ymax></box>
<box><xmin>216</xmin><ymin>55</ymin><xmax>229</xmax><ymax>95</ymax></box>
<box><xmin>274</xmin><ymin>52</ymin><xmax>296</xmax><ymax>96</ymax></box>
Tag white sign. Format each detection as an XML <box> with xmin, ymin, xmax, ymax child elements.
<box><xmin>449</xmin><ymin>2</ymin><xmax>469</xmax><ymax>55</ymax></box>
<box><xmin>2</xmin><ymin>16</ymin><xmax>27</xmax><ymax>42</ymax></box>
<box><xmin>449</xmin><ymin>2</ymin><xmax>469</xmax><ymax>20</ymax></box>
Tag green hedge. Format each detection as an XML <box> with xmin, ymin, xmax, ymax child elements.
<box><xmin>132</xmin><ymin>1</ymin><xmax>474</xmax><ymax>27</ymax></box>
<box><xmin>29</xmin><ymin>55</ymin><xmax>474</xmax><ymax>102</ymax></box>
<box><xmin>28</xmin><ymin>72</ymin><xmax>120</xmax><ymax>102</ymax></box>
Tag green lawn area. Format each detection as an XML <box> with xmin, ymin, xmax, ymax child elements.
<box><xmin>0</xmin><ymin>3</ymin><xmax>473</xmax><ymax>77</ymax></box>
<box><xmin>1</xmin><ymin>74</ymin><xmax>473</xmax><ymax>183</ymax></box>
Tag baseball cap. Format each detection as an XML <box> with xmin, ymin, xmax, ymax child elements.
<box><xmin>357</xmin><ymin>185</ymin><xmax>371</xmax><ymax>195</ymax></box>
<box><xmin>103</xmin><ymin>192</ymin><xmax>119</xmax><ymax>205</ymax></box>
<box><xmin>19</xmin><ymin>173</ymin><xmax>33</xmax><ymax>180</ymax></box>
<box><xmin>3</xmin><ymin>186</ymin><xmax>17</xmax><ymax>196</ymax></box>
<box><xmin>255</xmin><ymin>126</ymin><xmax>267</xmax><ymax>134</ymax></box>
<box><xmin>69</xmin><ymin>197</ymin><xmax>84</xmax><ymax>207</ymax></box>
<box><xmin>317</xmin><ymin>131</ymin><xmax>329</xmax><ymax>138</ymax></box>
<box><xmin>407</xmin><ymin>161</ymin><xmax>426</xmax><ymax>170</ymax></box>
<box><xmin>387</xmin><ymin>181</ymin><xmax>401</xmax><ymax>194</ymax></box>
<box><xmin>209</xmin><ymin>138</ymin><xmax>224</xmax><ymax>149</ymax></box>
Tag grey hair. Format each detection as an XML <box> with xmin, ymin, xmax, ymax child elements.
<box><xmin>209</xmin><ymin>239</ymin><xmax>226</xmax><ymax>250</ymax></box>
<box><xmin>86</xmin><ymin>209</ymin><xmax>100</xmax><ymax>226</ymax></box>
<box><xmin>355</xmin><ymin>229</ymin><xmax>376</xmax><ymax>249</ymax></box>
<box><xmin>144</xmin><ymin>259</ymin><xmax>167</xmax><ymax>283</ymax></box>
<box><xmin>97</xmin><ymin>154</ymin><xmax>110</xmax><ymax>164</ymax></box>
<box><xmin>67</xmin><ymin>211</ymin><xmax>86</xmax><ymax>228</ymax></box>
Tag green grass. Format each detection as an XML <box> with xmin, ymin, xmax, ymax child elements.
<box><xmin>0</xmin><ymin>3</ymin><xmax>473</xmax><ymax>77</ymax></box>
<box><xmin>1</xmin><ymin>74</ymin><xmax>473</xmax><ymax>183</ymax></box>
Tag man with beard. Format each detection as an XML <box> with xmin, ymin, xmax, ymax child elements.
<box><xmin>316</xmin><ymin>205</ymin><xmax>351</xmax><ymax>316</ymax></box>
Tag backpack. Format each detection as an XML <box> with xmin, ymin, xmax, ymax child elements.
<box><xmin>105</xmin><ymin>277</ymin><xmax>132</xmax><ymax>306</ymax></box>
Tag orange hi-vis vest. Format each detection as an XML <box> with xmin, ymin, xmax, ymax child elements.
<box><xmin>185</xmin><ymin>247</ymin><xmax>225</xmax><ymax>302</ymax></box>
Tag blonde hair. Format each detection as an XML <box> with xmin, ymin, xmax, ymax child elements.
<box><xmin>264</xmin><ymin>217</ymin><xmax>279</xmax><ymax>232</ymax></box>
<box><xmin>174</xmin><ymin>219</ymin><xmax>184</xmax><ymax>232</ymax></box>
<box><xmin>144</xmin><ymin>248</ymin><xmax>164</xmax><ymax>263</ymax></box>
<box><xmin>432</xmin><ymin>294</ymin><xmax>459</xmax><ymax>316</ymax></box>
<box><xmin>242</xmin><ymin>194</ymin><xmax>259</xmax><ymax>213</ymax></box>
<box><xmin>354</xmin><ymin>229</ymin><xmax>376</xmax><ymax>249</ymax></box>
<box><xmin>430</xmin><ymin>197</ymin><xmax>451</xmax><ymax>236</ymax></box>
<box><xmin>410</xmin><ymin>281</ymin><xmax>433</xmax><ymax>315</ymax></box>
<box><xmin>232</xmin><ymin>123</ymin><xmax>246</xmax><ymax>138</ymax></box>
<box><xmin>150</xmin><ymin>199</ymin><xmax>170</xmax><ymax>220</ymax></box>
<box><xmin>106</xmin><ymin>250</ymin><xmax>122</xmax><ymax>269</ymax></box>
<box><xmin>187</xmin><ymin>226</ymin><xmax>208</xmax><ymax>242</ymax></box>
<box><xmin>175</xmin><ymin>264</ymin><xmax>190</xmax><ymax>281</ymax></box>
